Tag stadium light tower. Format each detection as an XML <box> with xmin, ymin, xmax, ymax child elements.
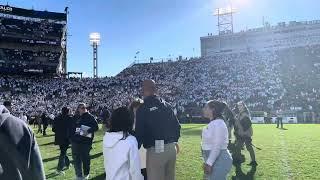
<box><xmin>214</xmin><ymin>6</ymin><xmax>237</xmax><ymax>35</ymax></box>
<box><xmin>90</xmin><ymin>32</ymin><xmax>101</xmax><ymax>78</ymax></box>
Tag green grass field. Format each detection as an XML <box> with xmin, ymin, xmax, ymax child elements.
<box><xmin>36</xmin><ymin>124</ymin><xmax>320</xmax><ymax>180</ymax></box>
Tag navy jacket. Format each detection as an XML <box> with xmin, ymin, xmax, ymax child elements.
<box><xmin>0</xmin><ymin>112</ymin><xmax>45</xmax><ymax>180</ymax></box>
<box><xmin>135</xmin><ymin>95</ymin><xmax>181</xmax><ymax>149</ymax></box>
<box><xmin>71</xmin><ymin>112</ymin><xmax>99</xmax><ymax>145</ymax></box>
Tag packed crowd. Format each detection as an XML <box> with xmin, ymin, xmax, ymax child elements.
<box><xmin>1</xmin><ymin>48</ymin><xmax>61</xmax><ymax>62</ymax></box>
<box><xmin>1</xmin><ymin>46</ymin><xmax>319</xmax><ymax>118</ymax></box>
<box><xmin>0</xmin><ymin>17</ymin><xmax>64</xmax><ymax>39</ymax></box>
<box><xmin>1</xmin><ymin>81</ymin><xmax>253</xmax><ymax>180</ymax></box>
<box><xmin>278</xmin><ymin>45</ymin><xmax>320</xmax><ymax>112</ymax></box>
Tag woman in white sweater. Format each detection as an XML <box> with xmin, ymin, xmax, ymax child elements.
<box><xmin>202</xmin><ymin>100</ymin><xmax>233</xmax><ymax>180</ymax></box>
<box><xmin>103</xmin><ymin>107</ymin><xmax>143</xmax><ymax>180</ymax></box>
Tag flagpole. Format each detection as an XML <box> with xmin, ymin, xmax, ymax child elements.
<box><xmin>136</xmin><ymin>51</ymin><xmax>140</xmax><ymax>64</ymax></box>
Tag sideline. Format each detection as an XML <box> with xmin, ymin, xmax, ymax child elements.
<box><xmin>278</xmin><ymin>130</ymin><xmax>292</xmax><ymax>180</ymax></box>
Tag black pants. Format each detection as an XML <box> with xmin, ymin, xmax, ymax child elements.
<box><xmin>57</xmin><ymin>144</ymin><xmax>70</xmax><ymax>171</ymax></box>
<box><xmin>141</xmin><ymin>168</ymin><xmax>147</xmax><ymax>180</ymax></box>
<box><xmin>71</xmin><ymin>142</ymin><xmax>92</xmax><ymax>177</ymax></box>
<box><xmin>235</xmin><ymin>137</ymin><xmax>256</xmax><ymax>162</ymax></box>
<box><xmin>37</xmin><ymin>124</ymin><xmax>42</xmax><ymax>134</ymax></box>
<box><xmin>43</xmin><ymin>125</ymin><xmax>48</xmax><ymax>136</ymax></box>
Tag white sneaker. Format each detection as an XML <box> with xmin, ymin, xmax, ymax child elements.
<box><xmin>84</xmin><ymin>174</ymin><xmax>90</xmax><ymax>180</ymax></box>
<box><xmin>55</xmin><ymin>170</ymin><xmax>65</xmax><ymax>175</ymax></box>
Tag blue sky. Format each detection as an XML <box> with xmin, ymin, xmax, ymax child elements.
<box><xmin>3</xmin><ymin>0</ymin><xmax>319</xmax><ymax>77</ymax></box>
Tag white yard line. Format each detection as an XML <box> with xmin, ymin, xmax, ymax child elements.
<box><xmin>278</xmin><ymin>130</ymin><xmax>293</xmax><ymax>180</ymax></box>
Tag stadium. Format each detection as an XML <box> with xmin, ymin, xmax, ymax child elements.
<box><xmin>0</xmin><ymin>2</ymin><xmax>319</xmax><ymax>180</ymax></box>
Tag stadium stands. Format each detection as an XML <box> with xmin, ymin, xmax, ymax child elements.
<box><xmin>0</xmin><ymin>5</ymin><xmax>66</xmax><ymax>75</ymax></box>
<box><xmin>1</xmin><ymin>45</ymin><xmax>319</xmax><ymax>123</ymax></box>
<box><xmin>0</xmin><ymin>18</ymin><xmax>64</xmax><ymax>39</ymax></box>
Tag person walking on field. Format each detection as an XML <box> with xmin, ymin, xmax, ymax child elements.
<box><xmin>135</xmin><ymin>80</ymin><xmax>181</xmax><ymax>180</ymax></box>
<box><xmin>277</xmin><ymin>115</ymin><xmax>283</xmax><ymax>129</ymax></box>
<box><xmin>233</xmin><ymin>101</ymin><xmax>258</xmax><ymax>166</ymax></box>
<box><xmin>41</xmin><ymin>113</ymin><xmax>49</xmax><ymax>136</ymax></box>
<box><xmin>71</xmin><ymin>103</ymin><xmax>99</xmax><ymax>180</ymax></box>
<box><xmin>201</xmin><ymin>100</ymin><xmax>233</xmax><ymax>180</ymax></box>
<box><xmin>36</xmin><ymin>114</ymin><xmax>42</xmax><ymax>134</ymax></box>
<box><xmin>52</xmin><ymin>107</ymin><xmax>73</xmax><ymax>174</ymax></box>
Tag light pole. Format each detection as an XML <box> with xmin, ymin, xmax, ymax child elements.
<box><xmin>90</xmin><ymin>32</ymin><xmax>101</xmax><ymax>78</ymax></box>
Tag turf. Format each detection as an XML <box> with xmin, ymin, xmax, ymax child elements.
<box><xmin>35</xmin><ymin>124</ymin><xmax>320</xmax><ymax>180</ymax></box>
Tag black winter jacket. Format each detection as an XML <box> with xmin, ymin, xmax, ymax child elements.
<box><xmin>52</xmin><ymin>114</ymin><xmax>73</xmax><ymax>146</ymax></box>
<box><xmin>71</xmin><ymin>112</ymin><xmax>99</xmax><ymax>145</ymax></box>
<box><xmin>135</xmin><ymin>95</ymin><xmax>181</xmax><ymax>149</ymax></box>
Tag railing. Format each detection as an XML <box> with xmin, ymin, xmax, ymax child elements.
<box><xmin>127</xmin><ymin>56</ymin><xmax>201</xmax><ymax>67</ymax></box>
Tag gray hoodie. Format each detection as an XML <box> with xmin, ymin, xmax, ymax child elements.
<box><xmin>0</xmin><ymin>105</ymin><xmax>45</xmax><ymax>180</ymax></box>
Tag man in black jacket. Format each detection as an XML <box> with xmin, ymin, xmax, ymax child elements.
<box><xmin>71</xmin><ymin>103</ymin><xmax>99</xmax><ymax>180</ymax></box>
<box><xmin>135</xmin><ymin>80</ymin><xmax>181</xmax><ymax>180</ymax></box>
<box><xmin>41</xmin><ymin>113</ymin><xmax>49</xmax><ymax>136</ymax></box>
<box><xmin>0</xmin><ymin>105</ymin><xmax>45</xmax><ymax>180</ymax></box>
<box><xmin>52</xmin><ymin>107</ymin><xmax>73</xmax><ymax>173</ymax></box>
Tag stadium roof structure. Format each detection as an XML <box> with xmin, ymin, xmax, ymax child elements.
<box><xmin>214</xmin><ymin>6</ymin><xmax>237</xmax><ymax>35</ymax></box>
<box><xmin>0</xmin><ymin>4</ymin><xmax>66</xmax><ymax>21</ymax></box>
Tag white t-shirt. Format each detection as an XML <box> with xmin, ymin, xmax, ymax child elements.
<box><xmin>201</xmin><ymin>119</ymin><xmax>229</xmax><ymax>166</ymax></box>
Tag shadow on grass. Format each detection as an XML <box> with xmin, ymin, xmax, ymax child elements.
<box><xmin>39</xmin><ymin>134</ymin><xmax>55</xmax><ymax>138</ymax></box>
<box><xmin>93</xmin><ymin>139</ymin><xmax>103</xmax><ymax>144</ymax></box>
<box><xmin>232</xmin><ymin>164</ymin><xmax>257</xmax><ymax>180</ymax></box>
<box><xmin>45</xmin><ymin>152</ymin><xmax>101</xmax><ymax>164</ymax></box>
<box><xmin>49</xmin><ymin>160</ymin><xmax>74</xmax><ymax>171</ymax></box>
<box><xmin>46</xmin><ymin>172</ymin><xmax>59</xmax><ymax>179</ymax></box>
<box><xmin>91</xmin><ymin>173</ymin><xmax>106</xmax><ymax>180</ymax></box>
<box><xmin>280</xmin><ymin>128</ymin><xmax>288</xmax><ymax>130</ymax></box>
<box><xmin>91</xmin><ymin>152</ymin><xmax>103</xmax><ymax>159</ymax></box>
<box><xmin>182</xmin><ymin>128</ymin><xmax>202</xmax><ymax>136</ymax></box>
<box><xmin>43</xmin><ymin>156</ymin><xmax>60</xmax><ymax>163</ymax></box>
<box><xmin>182</xmin><ymin>125</ymin><xmax>204</xmax><ymax>131</ymax></box>
<box><xmin>40</xmin><ymin>141</ymin><xmax>55</xmax><ymax>146</ymax></box>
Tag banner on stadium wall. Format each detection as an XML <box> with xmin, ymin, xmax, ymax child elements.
<box><xmin>0</xmin><ymin>5</ymin><xmax>12</xmax><ymax>12</ymax></box>
<box><xmin>0</xmin><ymin>5</ymin><xmax>66</xmax><ymax>21</ymax></box>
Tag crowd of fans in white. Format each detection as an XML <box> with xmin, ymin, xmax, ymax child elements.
<box><xmin>0</xmin><ymin>46</ymin><xmax>319</xmax><ymax>119</ymax></box>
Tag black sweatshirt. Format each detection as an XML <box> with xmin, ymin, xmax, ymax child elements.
<box><xmin>71</xmin><ymin>112</ymin><xmax>99</xmax><ymax>145</ymax></box>
<box><xmin>135</xmin><ymin>95</ymin><xmax>181</xmax><ymax>149</ymax></box>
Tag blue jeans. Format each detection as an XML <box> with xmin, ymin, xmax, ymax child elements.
<box><xmin>202</xmin><ymin>149</ymin><xmax>233</xmax><ymax>180</ymax></box>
